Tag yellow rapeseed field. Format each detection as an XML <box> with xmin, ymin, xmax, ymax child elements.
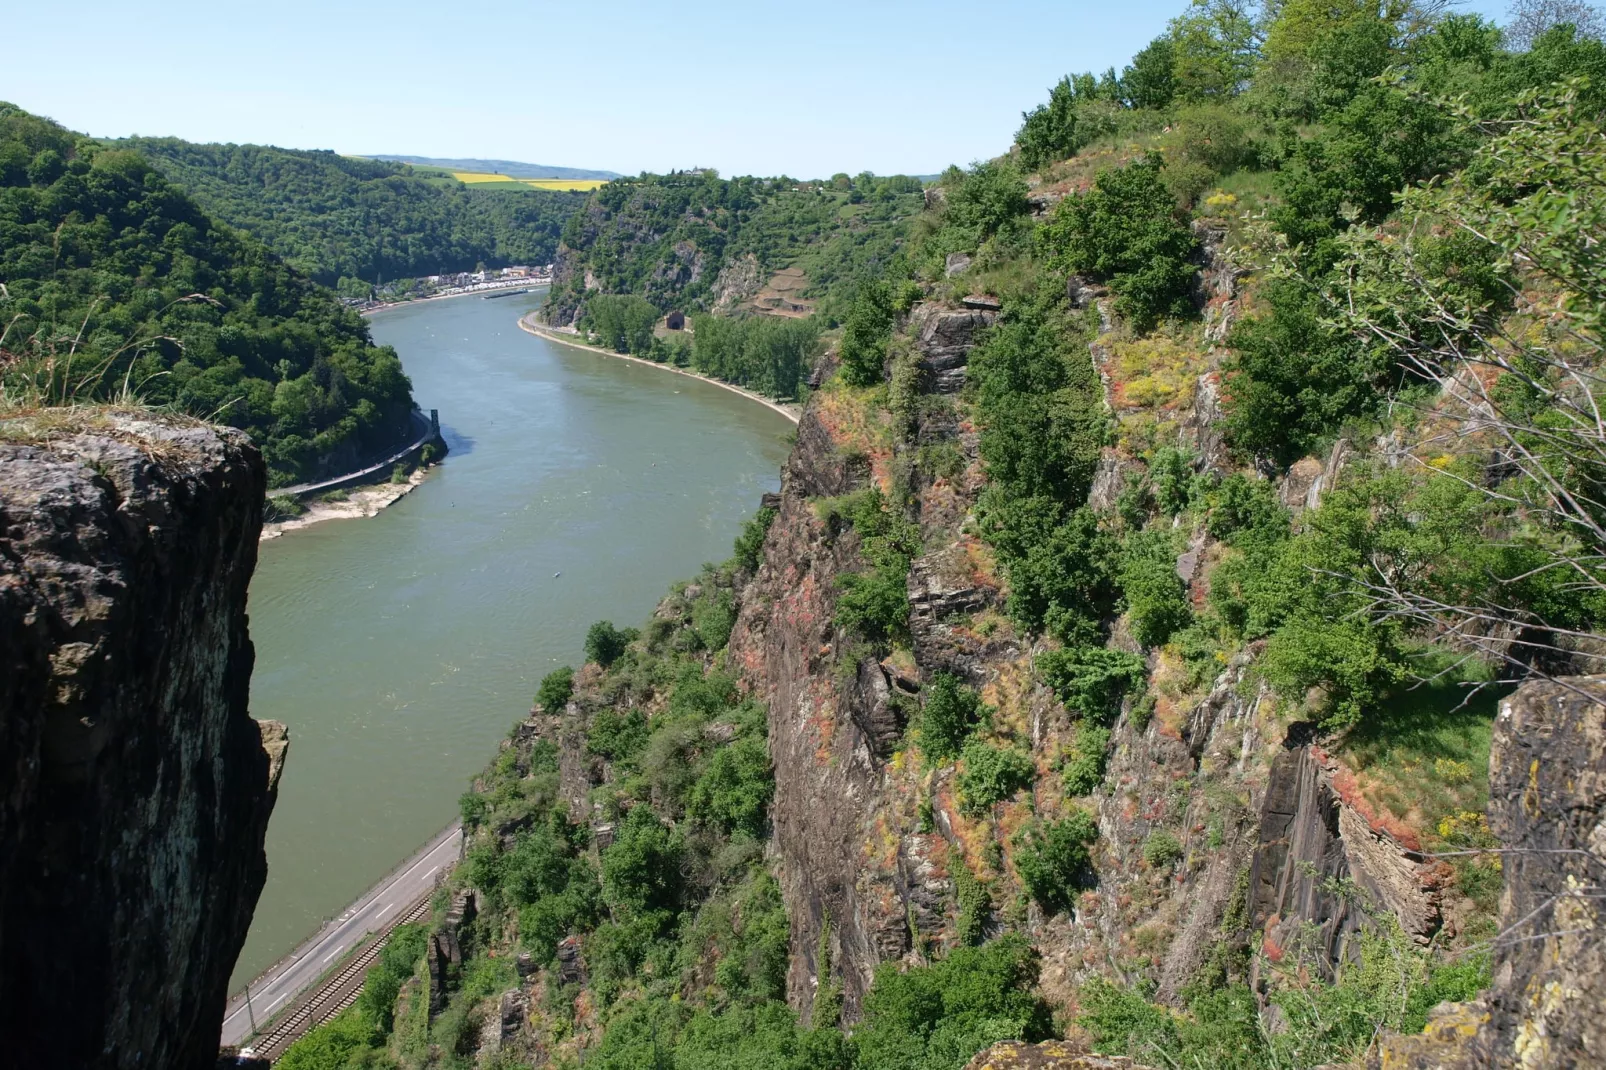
<box><xmin>449</xmin><ymin>171</ymin><xmax>608</xmax><ymax>191</ymax></box>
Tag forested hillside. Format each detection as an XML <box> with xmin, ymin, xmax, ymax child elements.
<box><xmin>277</xmin><ymin>1</ymin><xmax>1606</xmax><ymax>1068</ymax></box>
<box><xmin>540</xmin><ymin>170</ymin><xmax>923</xmax><ymax>399</ymax></box>
<box><xmin>117</xmin><ymin>139</ymin><xmax>586</xmax><ymax>288</ymax></box>
<box><xmin>1</xmin><ymin>105</ymin><xmax>417</xmax><ymax>486</ymax></box>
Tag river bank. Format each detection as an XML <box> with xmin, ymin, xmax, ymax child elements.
<box><xmin>358</xmin><ymin>278</ymin><xmax>547</xmax><ymax>317</ymax></box>
<box><xmin>517</xmin><ymin>315</ymin><xmax>802</xmax><ymax>425</ymax></box>
<box><xmin>261</xmin><ymin>468</ymin><xmax>431</xmax><ymax>540</ymax></box>
<box><xmin>233</xmin><ymin>290</ymin><xmax>793</xmax><ymax>991</ymax></box>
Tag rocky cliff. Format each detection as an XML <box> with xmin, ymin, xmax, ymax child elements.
<box><xmin>1381</xmin><ymin>675</ymin><xmax>1606</xmax><ymax>1069</ymax></box>
<box><xmin>0</xmin><ymin>412</ymin><xmax>286</xmax><ymax>1070</ymax></box>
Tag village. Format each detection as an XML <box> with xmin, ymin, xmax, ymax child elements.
<box><xmin>341</xmin><ymin>264</ymin><xmax>556</xmax><ymax>310</ymax></box>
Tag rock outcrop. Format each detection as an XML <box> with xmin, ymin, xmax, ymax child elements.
<box><xmin>0</xmin><ymin>412</ymin><xmax>285</xmax><ymax>1070</ymax></box>
<box><xmin>1381</xmin><ymin>675</ymin><xmax>1606</xmax><ymax>1068</ymax></box>
<box><xmin>911</xmin><ymin>303</ymin><xmax>997</xmax><ymax>394</ymax></box>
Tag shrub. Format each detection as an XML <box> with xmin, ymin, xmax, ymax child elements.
<box><xmin>1037</xmin><ymin>646</ymin><xmax>1146</xmax><ymax>723</ymax></box>
<box><xmin>356</xmin><ymin>923</ymin><xmax>428</xmax><ymax>1032</ymax></box>
<box><xmin>1012</xmin><ymin>811</ymin><xmax>1099</xmax><ymax>914</ymax></box>
<box><xmin>275</xmin><ymin>1009</ymin><xmax>376</xmax><ymax>1070</ymax></box>
<box><xmin>919</xmin><ymin>673</ymin><xmax>986</xmax><ymax>762</ymax></box>
<box><xmin>853</xmin><ymin>935</ymin><xmax>1053</xmax><ymax>1070</ymax></box>
<box><xmin>585</xmin><ymin>620</ymin><xmax>635</xmax><ymax>668</ymax></box>
<box><xmin>1143</xmin><ymin>829</ymin><xmax>1184</xmax><ymax>869</ymax></box>
<box><xmin>687</xmin><ymin>735</ymin><xmax>773</xmax><ymax>837</ymax></box>
<box><xmin>535</xmin><ymin>666</ymin><xmax>574</xmax><ymax>711</ymax></box>
<box><xmin>1039</xmin><ymin>159</ymin><xmax>1199</xmax><ymax>330</ymax></box>
<box><xmin>1061</xmin><ymin>722</ymin><xmax>1111</xmax><ymax>796</ymax></box>
<box><xmin>1122</xmin><ymin>529</ymin><xmax>1192</xmax><ymax>648</ymax></box>
<box><xmin>600</xmin><ymin>804</ymin><xmax>685</xmax><ymax>923</ymax></box>
<box><xmin>733</xmin><ymin>505</ymin><xmax>777</xmax><ymax>571</ymax></box>
<box><xmin>1221</xmin><ymin>280</ymin><xmax>1381</xmax><ymax>466</ymax></box>
<box><xmin>943</xmin><ymin>159</ymin><xmax>1029</xmax><ymax>244</ymax></box>
<box><xmin>838</xmin><ymin>280</ymin><xmax>895</xmax><ymax>387</ymax></box>
<box><xmin>957</xmin><ymin>740</ymin><xmax>1036</xmax><ymax>815</ymax></box>
<box><xmin>586</xmin><ymin>707</ymin><xmax>650</xmax><ymax>766</ymax></box>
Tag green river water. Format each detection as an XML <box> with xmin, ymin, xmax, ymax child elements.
<box><xmin>232</xmin><ymin>292</ymin><xmax>793</xmax><ymax>989</ymax></box>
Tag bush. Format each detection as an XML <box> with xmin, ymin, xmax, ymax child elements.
<box><xmin>734</xmin><ymin>505</ymin><xmax>777</xmax><ymax>570</ymax></box>
<box><xmin>535</xmin><ymin>666</ymin><xmax>575</xmax><ymax>711</ymax></box>
<box><xmin>275</xmin><ymin>1008</ymin><xmax>376</xmax><ymax>1070</ymax></box>
<box><xmin>942</xmin><ymin>159</ymin><xmax>1029</xmax><ymax>244</ymax></box>
<box><xmin>1061</xmin><ymin>722</ymin><xmax>1111</xmax><ymax>796</ymax></box>
<box><xmin>833</xmin><ymin>488</ymin><xmax>920</xmax><ymax>648</ymax></box>
<box><xmin>1039</xmin><ymin>159</ymin><xmax>1199</xmax><ymax>330</ymax></box>
<box><xmin>585</xmin><ymin>620</ymin><xmax>635</xmax><ymax>668</ymax></box>
<box><xmin>838</xmin><ymin>280</ymin><xmax>895</xmax><ymax>387</ymax></box>
<box><xmin>600</xmin><ymin>804</ymin><xmax>685</xmax><ymax>923</ymax></box>
<box><xmin>1121</xmin><ymin>529</ymin><xmax>1192</xmax><ymax>648</ymax></box>
<box><xmin>956</xmin><ymin>740</ymin><xmax>1036</xmax><ymax>815</ymax></box>
<box><xmin>1037</xmin><ymin>646</ymin><xmax>1146</xmax><ymax>723</ymax></box>
<box><xmin>919</xmin><ymin>673</ymin><xmax>987</xmax><ymax>762</ymax></box>
<box><xmin>356</xmin><ymin>923</ymin><xmax>428</xmax><ymax>1031</ymax></box>
<box><xmin>852</xmin><ymin>935</ymin><xmax>1053</xmax><ymax>1070</ymax></box>
<box><xmin>1221</xmin><ymin>280</ymin><xmax>1381</xmax><ymax>466</ymax></box>
<box><xmin>1012</xmin><ymin>811</ymin><xmax>1099</xmax><ymax>914</ymax></box>
<box><xmin>586</xmin><ymin>707</ymin><xmax>650</xmax><ymax>766</ymax></box>
<box><xmin>687</xmin><ymin>735</ymin><xmax>773</xmax><ymax>837</ymax></box>
<box><xmin>1143</xmin><ymin>829</ymin><xmax>1184</xmax><ymax>869</ymax></box>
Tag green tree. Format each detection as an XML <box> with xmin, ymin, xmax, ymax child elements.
<box><xmin>1039</xmin><ymin>159</ymin><xmax>1199</xmax><ymax>330</ymax></box>
<box><xmin>838</xmin><ymin>281</ymin><xmax>896</xmax><ymax>387</ymax></box>
<box><xmin>585</xmin><ymin>620</ymin><xmax>635</xmax><ymax>668</ymax></box>
<box><xmin>535</xmin><ymin>666</ymin><xmax>575</xmax><ymax>711</ymax></box>
<box><xmin>919</xmin><ymin>673</ymin><xmax>987</xmax><ymax>761</ymax></box>
<box><xmin>1013</xmin><ymin>811</ymin><xmax>1099</xmax><ymax>913</ymax></box>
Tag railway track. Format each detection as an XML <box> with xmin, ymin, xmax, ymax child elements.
<box><xmin>246</xmin><ymin>894</ymin><xmax>433</xmax><ymax>1063</ymax></box>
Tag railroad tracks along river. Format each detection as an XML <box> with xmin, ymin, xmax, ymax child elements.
<box><xmin>245</xmin><ymin>893</ymin><xmax>433</xmax><ymax>1062</ymax></box>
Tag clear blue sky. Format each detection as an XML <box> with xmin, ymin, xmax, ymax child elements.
<box><xmin>4</xmin><ymin>0</ymin><xmax>1513</xmax><ymax>178</ymax></box>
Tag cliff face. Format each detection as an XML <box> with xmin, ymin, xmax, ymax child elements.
<box><xmin>0</xmin><ymin>413</ymin><xmax>286</xmax><ymax>1070</ymax></box>
<box><xmin>729</xmin><ymin>286</ymin><xmax>1450</xmax><ymax>1024</ymax></box>
<box><xmin>1381</xmin><ymin>675</ymin><xmax>1606</xmax><ymax>1069</ymax></box>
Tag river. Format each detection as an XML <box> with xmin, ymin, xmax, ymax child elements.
<box><xmin>231</xmin><ymin>292</ymin><xmax>793</xmax><ymax>989</ymax></box>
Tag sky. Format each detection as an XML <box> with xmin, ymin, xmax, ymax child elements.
<box><xmin>4</xmin><ymin>0</ymin><xmax>1515</xmax><ymax>179</ymax></box>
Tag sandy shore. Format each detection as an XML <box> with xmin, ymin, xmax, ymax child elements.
<box><xmin>517</xmin><ymin>316</ymin><xmax>802</xmax><ymax>425</ymax></box>
<box><xmin>261</xmin><ymin>468</ymin><xmax>431</xmax><ymax>541</ymax></box>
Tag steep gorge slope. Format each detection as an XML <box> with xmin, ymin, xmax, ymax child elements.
<box><xmin>277</xmin><ymin>5</ymin><xmax>1606</xmax><ymax>1068</ymax></box>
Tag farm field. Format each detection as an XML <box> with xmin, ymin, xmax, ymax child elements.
<box><xmin>450</xmin><ymin>171</ymin><xmax>609</xmax><ymax>190</ymax></box>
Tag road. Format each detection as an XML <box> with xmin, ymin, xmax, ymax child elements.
<box><xmin>219</xmin><ymin>822</ymin><xmax>462</xmax><ymax>1048</ymax></box>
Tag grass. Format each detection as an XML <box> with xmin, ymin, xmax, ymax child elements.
<box><xmin>1336</xmin><ymin>675</ymin><xmax>1505</xmax><ymax>837</ymax></box>
<box><xmin>449</xmin><ymin>170</ymin><xmax>609</xmax><ymax>191</ymax></box>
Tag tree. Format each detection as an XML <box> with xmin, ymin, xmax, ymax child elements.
<box><xmin>1168</xmin><ymin>0</ymin><xmax>1263</xmax><ymax>101</ymax></box>
<box><xmin>585</xmin><ymin>621</ymin><xmax>634</xmax><ymax>668</ymax></box>
<box><xmin>837</xmin><ymin>281</ymin><xmax>895</xmax><ymax>386</ymax></box>
<box><xmin>1039</xmin><ymin>159</ymin><xmax>1199</xmax><ymax>330</ymax></box>
<box><xmin>1309</xmin><ymin>84</ymin><xmax>1606</xmax><ymax>685</ymax></box>
<box><xmin>1505</xmin><ymin>0</ymin><xmax>1606</xmax><ymax>50</ymax></box>
<box><xmin>1122</xmin><ymin>36</ymin><xmax>1179</xmax><ymax>109</ymax></box>
<box><xmin>535</xmin><ymin>666</ymin><xmax>575</xmax><ymax>711</ymax></box>
<box><xmin>1013</xmin><ymin>812</ymin><xmax>1099</xmax><ymax>913</ymax></box>
<box><xmin>919</xmin><ymin>673</ymin><xmax>986</xmax><ymax>761</ymax></box>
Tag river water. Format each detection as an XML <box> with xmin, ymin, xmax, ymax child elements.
<box><xmin>232</xmin><ymin>292</ymin><xmax>792</xmax><ymax>989</ymax></box>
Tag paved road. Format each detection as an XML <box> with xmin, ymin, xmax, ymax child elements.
<box><xmin>220</xmin><ymin>822</ymin><xmax>462</xmax><ymax>1048</ymax></box>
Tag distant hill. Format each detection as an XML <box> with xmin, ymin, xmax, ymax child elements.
<box><xmin>116</xmin><ymin>139</ymin><xmax>587</xmax><ymax>286</ymax></box>
<box><xmin>373</xmin><ymin>155</ymin><xmax>620</xmax><ymax>180</ymax></box>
